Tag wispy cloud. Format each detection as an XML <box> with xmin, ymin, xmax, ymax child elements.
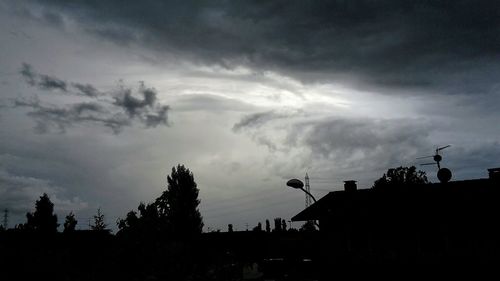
<box><xmin>16</xmin><ymin>64</ymin><xmax>170</xmax><ymax>133</ymax></box>
<box><xmin>20</xmin><ymin>63</ymin><xmax>68</xmax><ymax>92</ymax></box>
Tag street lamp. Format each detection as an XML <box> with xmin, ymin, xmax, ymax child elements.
<box><xmin>286</xmin><ymin>179</ymin><xmax>317</xmax><ymax>203</ymax></box>
<box><xmin>286</xmin><ymin>178</ymin><xmax>320</xmax><ymax>229</ymax></box>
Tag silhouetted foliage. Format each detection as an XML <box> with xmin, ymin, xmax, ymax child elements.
<box><xmin>91</xmin><ymin>208</ymin><xmax>107</xmax><ymax>231</ymax></box>
<box><xmin>118</xmin><ymin>164</ymin><xmax>203</xmax><ymax>240</ymax></box>
<box><xmin>155</xmin><ymin>164</ymin><xmax>203</xmax><ymax>237</ymax></box>
<box><xmin>25</xmin><ymin>193</ymin><xmax>59</xmax><ymax>233</ymax></box>
<box><xmin>252</xmin><ymin>222</ymin><xmax>262</xmax><ymax>232</ymax></box>
<box><xmin>273</xmin><ymin>218</ymin><xmax>282</xmax><ymax>232</ymax></box>
<box><xmin>117</xmin><ymin>202</ymin><xmax>166</xmax><ymax>238</ymax></box>
<box><xmin>265</xmin><ymin>219</ymin><xmax>271</xmax><ymax>233</ymax></box>
<box><xmin>281</xmin><ymin>219</ymin><xmax>287</xmax><ymax>231</ymax></box>
<box><xmin>228</xmin><ymin>223</ymin><xmax>233</xmax><ymax>232</ymax></box>
<box><xmin>63</xmin><ymin>211</ymin><xmax>77</xmax><ymax>233</ymax></box>
<box><xmin>373</xmin><ymin>166</ymin><xmax>428</xmax><ymax>190</ymax></box>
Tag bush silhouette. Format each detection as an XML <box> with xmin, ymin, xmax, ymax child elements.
<box><xmin>373</xmin><ymin>166</ymin><xmax>428</xmax><ymax>190</ymax></box>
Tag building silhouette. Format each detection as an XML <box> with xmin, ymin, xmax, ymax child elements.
<box><xmin>292</xmin><ymin>167</ymin><xmax>500</xmax><ymax>266</ymax></box>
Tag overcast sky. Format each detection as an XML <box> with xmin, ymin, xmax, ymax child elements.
<box><xmin>1</xmin><ymin>0</ymin><xmax>499</xmax><ymax>231</ymax></box>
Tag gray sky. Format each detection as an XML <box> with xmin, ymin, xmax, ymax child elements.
<box><xmin>1</xmin><ymin>0</ymin><xmax>499</xmax><ymax>231</ymax></box>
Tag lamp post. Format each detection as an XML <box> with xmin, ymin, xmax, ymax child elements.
<box><xmin>286</xmin><ymin>179</ymin><xmax>317</xmax><ymax>203</ymax></box>
<box><xmin>286</xmin><ymin>178</ymin><xmax>319</xmax><ymax>229</ymax></box>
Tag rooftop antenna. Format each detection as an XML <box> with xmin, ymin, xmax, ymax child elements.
<box><xmin>417</xmin><ymin>145</ymin><xmax>452</xmax><ymax>183</ymax></box>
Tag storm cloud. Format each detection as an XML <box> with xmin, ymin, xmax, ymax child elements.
<box><xmin>18</xmin><ymin>0</ymin><xmax>500</xmax><ymax>95</ymax></box>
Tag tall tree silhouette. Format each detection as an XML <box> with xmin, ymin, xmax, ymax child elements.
<box><xmin>373</xmin><ymin>166</ymin><xmax>428</xmax><ymax>190</ymax></box>
<box><xmin>91</xmin><ymin>208</ymin><xmax>107</xmax><ymax>231</ymax></box>
<box><xmin>63</xmin><ymin>211</ymin><xmax>78</xmax><ymax>233</ymax></box>
<box><xmin>25</xmin><ymin>193</ymin><xmax>59</xmax><ymax>233</ymax></box>
<box><xmin>281</xmin><ymin>219</ymin><xmax>287</xmax><ymax>231</ymax></box>
<box><xmin>274</xmin><ymin>218</ymin><xmax>282</xmax><ymax>232</ymax></box>
<box><xmin>155</xmin><ymin>164</ymin><xmax>203</xmax><ymax>237</ymax></box>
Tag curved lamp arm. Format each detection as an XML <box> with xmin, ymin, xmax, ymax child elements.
<box><xmin>299</xmin><ymin>187</ymin><xmax>317</xmax><ymax>203</ymax></box>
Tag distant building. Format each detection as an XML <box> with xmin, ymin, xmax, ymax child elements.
<box><xmin>292</xmin><ymin>168</ymin><xmax>500</xmax><ymax>265</ymax></box>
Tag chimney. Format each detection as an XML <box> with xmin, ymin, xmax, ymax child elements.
<box><xmin>488</xmin><ymin>168</ymin><xmax>500</xmax><ymax>180</ymax></box>
<box><xmin>344</xmin><ymin>180</ymin><xmax>357</xmax><ymax>192</ymax></box>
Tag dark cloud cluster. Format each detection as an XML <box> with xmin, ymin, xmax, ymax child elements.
<box><xmin>113</xmin><ymin>82</ymin><xmax>169</xmax><ymax>128</ymax></box>
<box><xmin>114</xmin><ymin>83</ymin><xmax>155</xmax><ymax>116</ymax></box>
<box><xmin>21</xmin><ymin>0</ymin><xmax>500</xmax><ymax>95</ymax></box>
<box><xmin>16</xmin><ymin>64</ymin><xmax>170</xmax><ymax>133</ymax></box>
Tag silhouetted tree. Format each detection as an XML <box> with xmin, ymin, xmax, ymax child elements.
<box><xmin>282</xmin><ymin>219</ymin><xmax>287</xmax><ymax>231</ymax></box>
<box><xmin>25</xmin><ymin>193</ymin><xmax>58</xmax><ymax>233</ymax></box>
<box><xmin>373</xmin><ymin>166</ymin><xmax>428</xmax><ymax>190</ymax></box>
<box><xmin>265</xmin><ymin>219</ymin><xmax>271</xmax><ymax>233</ymax></box>
<box><xmin>228</xmin><ymin>224</ymin><xmax>233</xmax><ymax>232</ymax></box>
<box><xmin>273</xmin><ymin>218</ymin><xmax>282</xmax><ymax>232</ymax></box>
<box><xmin>117</xmin><ymin>164</ymin><xmax>202</xmax><ymax>243</ymax></box>
<box><xmin>155</xmin><ymin>164</ymin><xmax>203</xmax><ymax>237</ymax></box>
<box><xmin>91</xmin><ymin>208</ymin><xmax>107</xmax><ymax>231</ymax></box>
<box><xmin>63</xmin><ymin>211</ymin><xmax>77</xmax><ymax>233</ymax></box>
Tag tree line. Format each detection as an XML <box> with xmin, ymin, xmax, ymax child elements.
<box><xmin>2</xmin><ymin>164</ymin><xmax>203</xmax><ymax>238</ymax></box>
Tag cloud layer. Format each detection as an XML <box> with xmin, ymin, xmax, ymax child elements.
<box><xmin>20</xmin><ymin>0</ymin><xmax>500</xmax><ymax>95</ymax></box>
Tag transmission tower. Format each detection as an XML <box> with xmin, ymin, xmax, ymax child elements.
<box><xmin>3</xmin><ymin>209</ymin><xmax>8</xmax><ymax>229</ymax></box>
<box><xmin>305</xmin><ymin>173</ymin><xmax>312</xmax><ymax>208</ymax></box>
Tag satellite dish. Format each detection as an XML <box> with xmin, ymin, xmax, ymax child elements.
<box><xmin>437</xmin><ymin>168</ymin><xmax>452</xmax><ymax>183</ymax></box>
<box><xmin>433</xmin><ymin>154</ymin><xmax>442</xmax><ymax>162</ymax></box>
<box><xmin>286</xmin><ymin>179</ymin><xmax>304</xmax><ymax>189</ymax></box>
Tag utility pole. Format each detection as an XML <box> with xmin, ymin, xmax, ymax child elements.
<box><xmin>305</xmin><ymin>173</ymin><xmax>312</xmax><ymax>208</ymax></box>
<box><xmin>3</xmin><ymin>209</ymin><xmax>8</xmax><ymax>229</ymax></box>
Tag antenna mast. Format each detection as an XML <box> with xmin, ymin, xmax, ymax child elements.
<box><xmin>417</xmin><ymin>145</ymin><xmax>453</xmax><ymax>183</ymax></box>
<box><xmin>3</xmin><ymin>209</ymin><xmax>8</xmax><ymax>229</ymax></box>
<box><xmin>305</xmin><ymin>173</ymin><xmax>312</xmax><ymax>208</ymax></box>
